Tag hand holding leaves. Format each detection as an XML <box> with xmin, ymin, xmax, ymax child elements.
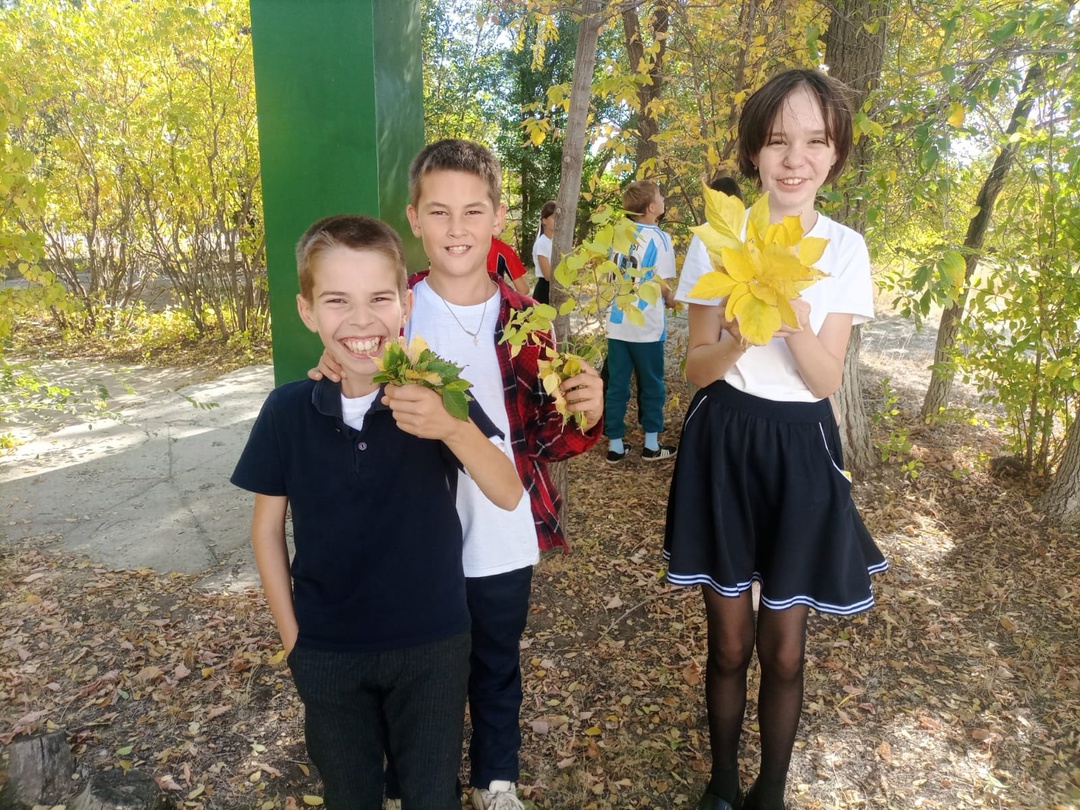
<box><xmin>373</xmin><ymin>336</ymin><xmax>472</xmax><ymax>420</ymax></box>
<box><xmin>537</xmin><ymin>349</ymin><xmax>601</xmax><ymax>431</ymax></box>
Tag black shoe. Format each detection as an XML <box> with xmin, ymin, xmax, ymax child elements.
<box><xmin>741</xmin><ymin>783</ymin><xmax>779</xmax><ymax>810</ymax></box>
<box><xmin>697</xmin><ymin>791</ymin><xmax>743</xmax><ymax>810</ymax></box>
<box><xmin>642</xmin><ymin>443</ymin><xmax>677</xmax><ymax>461</ymax></box>
<box><xmin>606</xmin><ymin>444</ymin><xmax>631</xmax><ymax>463</ymax></box>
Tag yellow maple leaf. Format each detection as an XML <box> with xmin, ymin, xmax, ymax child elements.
<box><xmin>688</xmin><ymin>191</ymin><xmax>828</xmax><ymax>346</ymax></box>
<box><xmin>703</xmin><ymin>182</ymin><xmax>746</xmax><ymax>242</ymax></box>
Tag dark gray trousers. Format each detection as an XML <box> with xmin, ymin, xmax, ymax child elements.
<box><xmin>288</xmin><ymin>633</ymin><xmax>470</xmax><ymax>809</ymax></box>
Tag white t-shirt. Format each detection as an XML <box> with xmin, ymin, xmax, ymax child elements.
<box><xmin>407</xmin><ymin>279</ymin><xmax>539</xmax><ymax>577</ymax></box>
<box><xmin>340</xmin><ymin>389</ymin><xmax>380</xmax><ymax>432</ymax></box>
<box><xmin>675</xmin><ymin>214</ymin><xmax>874</xmax><ymax>402</ymax></box>
<box><xmin>532</xmin><ymin>232</ymin><xmax>552</xmax><ymax>279</ymax></box>
<box><xmin>606</xmin><ymin>222</ymin><xmax>677</xmax><ymax>343</ymax></box>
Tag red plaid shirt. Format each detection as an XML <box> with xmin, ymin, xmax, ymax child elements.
<box><xmin>409</xmin><ymin>271</ymin><xmax>603</xmax><ymax>553</ymax></box>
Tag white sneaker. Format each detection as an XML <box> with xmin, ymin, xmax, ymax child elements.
<box><xmin>383</xmin><ymin>800</ymin><xmax>402</xmax><ymax>810</ymax></box>
<box><xmin>470</xmin><ymin>780</ymin><xmax>524</xmax><ymax>810</ymax></box>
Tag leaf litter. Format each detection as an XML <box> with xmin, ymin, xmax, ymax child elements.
<box><xmin>1</xmin><ymin>335</ymin><xmax>1078</xmax><ymax>809</ymax></box>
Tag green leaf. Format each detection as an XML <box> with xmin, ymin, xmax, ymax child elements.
<box><xmin>989</xmin><ymin>19</ymin><xmax>1018</xmax><ymax>43</ymax></box>
<box><xmin>442</xmin><ymin>388</ymin><xmax>471</xmax><ymax>421</ymax></box>
<box><xmin>938</xmin><ymin>250</ymin><xmax>966</xmax><ymax>293</ymax></box>
<box><xmin>920</xmin><ymin>146</ymin><xmax>940</xmax><ymax>173</ymax></box>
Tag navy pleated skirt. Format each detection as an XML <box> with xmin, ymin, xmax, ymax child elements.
<box><xmin>663</xmin><ymin>381</ymin><xmax>887</xmax><ymax>615</ymax></box>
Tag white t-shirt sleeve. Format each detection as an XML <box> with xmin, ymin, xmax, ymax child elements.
<box><xmin>674</xmin><ymin>235</ymin><xmax>720</xmax><ymax>305</ymax></box>
<box><xmin>824</xmin><ymin>226</ymin><xmax>874</xmax><ymax>325</ymax></box>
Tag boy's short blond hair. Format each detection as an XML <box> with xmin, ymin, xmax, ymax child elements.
<box><xmin>408</xmin><ymin>139</ymin><xmax>502</xmax><ymax>209</ymax></box>
<box><xmin>295</xmin><ymin>214</ymin><xmax>408</xmax><ymax>302</ymax></box>
<box><xmin>622</xmin><ymin>180</ymin><xmax>659</xmax><ymax>220</ymax></box>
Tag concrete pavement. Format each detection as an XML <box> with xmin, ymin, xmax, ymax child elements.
<box><xmin>0</xmin><ymin>364</ymin><xmax>275</xmax><ymax>587</ymax></box>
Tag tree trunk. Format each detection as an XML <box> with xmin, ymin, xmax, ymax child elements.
<box><xmin>823</xmin><ymin>0</ymin><xmax>888</xmax><ymax>472</ymax></box>
<box><xmin>621</xmin><ymin>2</ymin><xmax>669</xmax><ymax>174</ymax></box>
<box><xmin>549</xmin><ymin>0</ymin><xmax>606</xmax><ymax>529</ymax></box>
<box><xmin>1038</xmin><ymin>406</ymin><xmax>1080</xmax><ymax>527</ymax></box>
<box><xmin>70</xmin><ymin>771</ymin><xmax>175</xmax><ymax>810</ymax></box>
<box><xmin>0</xmin><ymin>731</ymin><xmax>75</xmax><ymax>808</ymax></box>
<box><xmin>921</xmin><ymin>63</ymin><xmax>1044</xmax><ymax>418</ymax></box>
<box><xmin>834</xmin><ymin>325</ymin><xmax>875</xmax><ymax>470</ymax></box>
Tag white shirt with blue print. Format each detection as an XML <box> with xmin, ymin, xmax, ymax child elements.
<box><xmin>606</xmin><ymin>222</ymin><xmax>677</xmax><ymax>343</ymax></box>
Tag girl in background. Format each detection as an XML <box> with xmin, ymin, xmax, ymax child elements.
<box><xmin>530</xmin><ymin>200</ymin><xmax>556</xmax><ymax>304</ymax></box>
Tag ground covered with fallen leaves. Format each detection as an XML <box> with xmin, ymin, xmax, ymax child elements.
<box><xmin>2</xmin><ymin>318</ymin><xmax>1079</xmax><ymax>809</ymax></box>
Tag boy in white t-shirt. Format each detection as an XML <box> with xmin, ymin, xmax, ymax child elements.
<box><xmin>313</xmin><ymin>140</ymin><xmax>604</xmax><ymax>810</ymax></box>
<box><xmin>604</xmin><ymin>180</ymin><xmax>678</xmax><ymax>463</ymax></box>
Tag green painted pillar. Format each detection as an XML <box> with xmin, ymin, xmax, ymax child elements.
<box><xmin>250</xmin><ymin>0</ymin><xmax>426</xmax><ymax>385</ymax></box>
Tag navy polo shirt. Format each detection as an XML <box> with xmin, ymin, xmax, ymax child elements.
<box><xmin>231</xmin><ymin>378</ymin><xmax>494</xmax><ymax>653</ymax></box>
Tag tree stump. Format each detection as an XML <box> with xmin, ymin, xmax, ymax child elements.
<box><xmin>0</xmin><ymin>730</ymin><xmax>76</xmax><ymax>808</ymax></box>
<box><xmin>69</xmin><ymin>770</ymin><xmax>175</xmax><ymax>810</ymax></box>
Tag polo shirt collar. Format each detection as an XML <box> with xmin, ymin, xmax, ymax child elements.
<box><xmin>311</xmin><ymin>378</ymin><xmax>389</xmax><ymax>420</ymax></box>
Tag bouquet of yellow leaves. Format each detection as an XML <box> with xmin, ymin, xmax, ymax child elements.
<box><xmin>372</xmin><ymin>336</ymin><xmax>473</xmax><ymax>421</ymax></box>
<box><xmin>536</xmin><ymin>347</ymin><xmax>592</xmax><ymax>431</ymax></box>
<box><xmin>688</xmin><ymin>184</ymin><xmax>828</xmax><ymax>346</ymax></box>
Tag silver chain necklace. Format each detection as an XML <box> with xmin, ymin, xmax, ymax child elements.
<box><xmin>440</xmin><ymin>293</ymin><xmax>489</xmax><ymax>346</ymax></box>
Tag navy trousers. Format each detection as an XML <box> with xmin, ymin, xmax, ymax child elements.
<box><xmin>465</xmin><ymin>566</ymin><xmax>533</xmax><ymax>787</ymax></box>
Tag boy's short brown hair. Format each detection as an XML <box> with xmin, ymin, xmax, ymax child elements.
<box><xmin>622</xmin><ymin>180</ymin><xmax>659</xmax><ymax>219</ymax></box>
<box><xmin>408</xmin><ymin>139</ymin><xmax>502</xmax><ymax>209</ymax></box>
<box><xmin>295</xmin><ymin>214</ymin><xmax>408</xmax><ymax>301</ymax></box>
<box><xmin>737</xmin><ymin>68</ymin><xmax>854</xmax><ymax>185</ymax></box>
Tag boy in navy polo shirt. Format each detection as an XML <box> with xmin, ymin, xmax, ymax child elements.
<box><xmin>314</xmin><ymin>141</ymin><xmax>604</xmax><ymax>810</ymax></box>
<box><xmin>232</xmin><ymin>214</ymin><xmax>522</xmax><ymax>810</ymax></box>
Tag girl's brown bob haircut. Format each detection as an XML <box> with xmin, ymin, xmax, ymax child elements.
<box><xmin>737</xmin><ymin>68</ymin><xmax>854</xmax><ymax>185</ymax></box>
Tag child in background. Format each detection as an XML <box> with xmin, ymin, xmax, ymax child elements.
<box><xmin>487</xmin><ymin>236</ymin><xmax>530</xmax><ymax>296</ymax></box>
<box><xmin>604</xmin><ymin>180</ymin><xmax>678</xmax><ymax>463</ymax></box>
<box><xmin>530</xmin><ymin>200</ymin><xmax>556</xmax><ymax>305</ymax></box>
<box><xmin>665</xmin><ymin>70</ymin><xmax>887</xmax><ymax>810</ymax></box>
<box><xmin>234</xmin><ymin>214</ymin><xmax>521</xmax><ymax>810</ymax></box>
<box><xmin>313</xmin><ymin>141</ymin><xmax>604</xmax><ymax>810</ymax></box>
<box><xmin>707</xmin><ymin>173</ymin><xmax>743</xmax><ymax>200</ymax></box>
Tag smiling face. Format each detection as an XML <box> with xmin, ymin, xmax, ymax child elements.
<box><xmin>406</xmin><ymin>169</ymin><xmax>505</xmax><ymax>290</ymax></box>
<box><xmin>297</xmin><ymin>247</ymin><xmax>411</xmax><ymax>398</ymax></box>
<box><xmin>753</xmin><ymin>86</ymin><xmax>838</xmax><ymax>226</ymax></box>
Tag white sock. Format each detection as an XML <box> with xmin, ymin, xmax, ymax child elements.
<box><xmin>645</xmin><ymin>432</ymin><xmax>659</xmax><ymax>451</ymax></box>
<box><xmin>609</xmin><ymin>438</ymin><xmax>624</xmax><ymax>454</ymax></box>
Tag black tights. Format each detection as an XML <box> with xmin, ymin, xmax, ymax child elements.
<box><xmin>702</xmin><ymin>586</ymin><xmax>808</xmax><ymax>810</ymax></box>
